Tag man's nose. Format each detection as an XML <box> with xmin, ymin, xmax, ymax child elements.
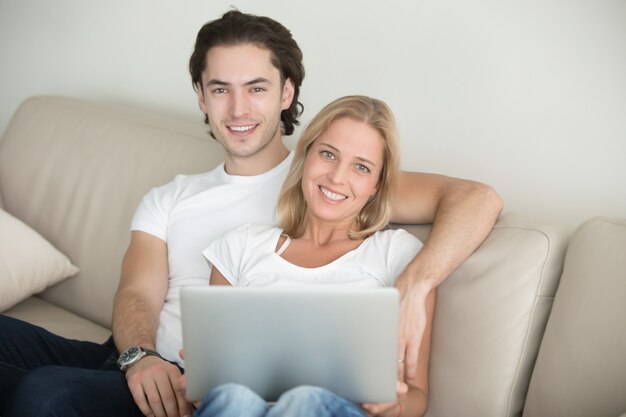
<box><xmin>230</xmin><ymin>89</ymin><xmax>250</xmax><ymax>118</ymax></box>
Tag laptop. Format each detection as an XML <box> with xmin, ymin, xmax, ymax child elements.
<box><xmin>180</xmin><ymin>286</ymin><xmax>399</xmax><ymax>403</ymax></box>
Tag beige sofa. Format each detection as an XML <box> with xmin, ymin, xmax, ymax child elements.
<box><xmin>1</xmin><ymin>96</ymin><xmax>624</xmax><ymax>417</ymax></box>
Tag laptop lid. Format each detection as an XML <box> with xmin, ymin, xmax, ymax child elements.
<box><xmin>181</xmin><ymin>286</ymin><xmax>399</xmax><ymax>403</ymax></box>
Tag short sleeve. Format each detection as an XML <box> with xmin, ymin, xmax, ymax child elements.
<box><xmin>202</xmin><ymin>224</ymin><xmax>251</xmax><ymax>286</ymax></box>
<box><xmin>130</xmin><ymin>175</ymin><xmax>189</xmax><ymax>242</ymax></box>
<box><xmin>384</xmin><ymin>229</ymin><xmax>423</xmax><ymax>286</ymax></box>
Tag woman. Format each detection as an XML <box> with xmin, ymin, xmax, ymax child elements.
<box><xmin>196</xmin><ymin>96</ymin><xmax>435</xmax><ymax>417</ymax></box>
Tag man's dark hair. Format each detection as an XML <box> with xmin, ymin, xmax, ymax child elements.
<box><xmin>189</xmin><ymin>10</ymin><xmax>305</xmax><ymax>136</ymax></box>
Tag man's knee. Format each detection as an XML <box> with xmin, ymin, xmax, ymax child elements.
<box><xmin>6</xmin><ymin>365</ymin><xmax>136</xmax><ymax>417</ymax></box>
<box><xmin>7</xmin><ymin>366</ymin><xmax>83</xmax><ymax>416</ymax></box>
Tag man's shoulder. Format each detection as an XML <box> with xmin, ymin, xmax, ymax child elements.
<box><xmin>228</xmin><ymin>223</ymin><xmax>280</xmax><ymax>239</ymax></box>
<box><xmin>152</xmin><ymin>164</ymin><xmax>225</xmax><ymax>195</ymax></box>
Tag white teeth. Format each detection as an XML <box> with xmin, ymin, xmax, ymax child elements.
<box><xmin>229</xmin><ymin>125</ymin><xmax>254</xmax><ymax>132</ymax></box>
<box><xmin>320</xmin><ymin>186</ymin><xmax>348</xmax><ymax>201</ymax></box>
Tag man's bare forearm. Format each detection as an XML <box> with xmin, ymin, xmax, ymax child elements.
<box><xmin>111</xmin><ymin>231</ymin><xmax>169</xmax><ymax>352</ymax></box>
<box><xmin>409</xmin><ymin>180</ymin><xmax>502</xmax><ymax>289</ymax></box>
<box><xmin>112</xmin><ymin>289</ymin><xmax>161</xmax><ymax>351</ymax></box>
<box><xmin>393</xmin><ymin>172</ymin><xmax>503</xmax><ymax>289</ymax></box>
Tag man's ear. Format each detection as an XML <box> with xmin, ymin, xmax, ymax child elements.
<box><xmin>196</xmin><ymin>83</ymin><xmax>208</xmax><ymax>114</ymax></box>
<box><xmin>281</xmin><ymin>78</ymin><xmax>295</xmax><ymax>110</ymax></box>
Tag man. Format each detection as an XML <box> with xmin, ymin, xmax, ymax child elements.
<box><xmin>0</xmin><ymin>10</ymin><xmax>502</xmax><ymax>417</ymax></box>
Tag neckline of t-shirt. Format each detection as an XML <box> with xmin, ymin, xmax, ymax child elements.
<box><xmin>271</xmin><ymin>228</ymin><xmax>372</xmax><ymax>272</ymax></box>
<box><xmin>218</xmin><ymin>151</ymin><xmax>294</xmax><ymax>184</ymax></box>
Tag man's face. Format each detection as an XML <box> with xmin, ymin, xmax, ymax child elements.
<box><xmin>197</xmin><ymin>44</ymin><xmax>294</xmax><ymax>161</ymax></box>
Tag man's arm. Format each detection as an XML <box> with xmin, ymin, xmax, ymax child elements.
<box><xmin>112</xmin><ymin>231</ymin><xmax>192</xmax><ymax>417</ymax></box>
<box><xmin>392</xmin><ymin>171</ymin><xmax>503</xmax><ymax>384</ymax></box>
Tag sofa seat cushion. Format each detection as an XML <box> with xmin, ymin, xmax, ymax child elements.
<box><xmin>3</xmin><ymin>296</ymin><xmax>111</xmax><ymax>343</ymax></box>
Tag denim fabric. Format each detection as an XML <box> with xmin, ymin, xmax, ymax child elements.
<box><xmin>0</xmin><ymin>315</ymin><xmax>143</xmax><ymax>417</ymax></box>
<box><xmin>194</xmin><ymin>383</ymin><xmax>367</xmax><ymax>417</ymax></box>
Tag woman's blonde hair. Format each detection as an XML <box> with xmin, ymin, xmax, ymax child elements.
<box><xmin>277</xmin><ymin>95</ymin><xmax>400</xmax><ymax>240</ymax></box>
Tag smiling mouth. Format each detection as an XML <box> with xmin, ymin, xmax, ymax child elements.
<box><xmin>228</xmin><ymin>124</ymin><xmax>256</xmax><ymax>133</ymax></box>
<box><xmin>319</xmin><ymin>186</ymin><xmax>348</xmax><ymax>201</ymax></box>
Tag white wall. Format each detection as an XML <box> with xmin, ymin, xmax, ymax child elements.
<box><xmin>1</xmin><ymin>0</ymin><xmax>624</xmax><ymax>227</ymax></box>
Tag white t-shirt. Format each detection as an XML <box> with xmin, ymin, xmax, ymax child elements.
<box><xmin>131</xmin><ymin>153</ymin><xmax>294</xmax><ymax>364</ymax></box>
<box><xmin>202</xmin><ymin>224</ymin><xmax>423</xmax><ymax>289</ymax></box>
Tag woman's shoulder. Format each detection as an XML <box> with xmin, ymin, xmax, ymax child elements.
<box><xmin>369</xmin><ymin>227</ymin><xmax>422</xmax><ymax>246</ymax></box>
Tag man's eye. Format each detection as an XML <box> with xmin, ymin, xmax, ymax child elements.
<box><xmin>320</xmin><ymin>150</ymin><xmax>335</xmax><ymax>160</ymax></box>
<box><xmin>212</xmin><ymin>88</ymin><xmax>226</xmax><ymax>94</ymax></box>
<box><xmin>355</xmin><ymin>164</ymin><xmax>370</xmax><ymax>173</ymax></box>
<box><xmin>251</xmin><ymin>87</ymin><xmax>265</xmax><ymax>93</ymax></box>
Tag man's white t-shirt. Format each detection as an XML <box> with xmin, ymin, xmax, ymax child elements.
<box><xmin>131</xmin><ymin>153</ymin><xmax>294</xmax><ymax>364</ymax></box>
<box><xmin>202</xmin><ymin>224</ymin><xmax>423</xmax><ymax>289</ymax></box>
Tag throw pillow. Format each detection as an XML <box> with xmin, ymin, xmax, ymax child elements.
<box><xmin>0</xmin><ymin>208</ymin><xmax>79</xmax><ymax>311</ymax></box>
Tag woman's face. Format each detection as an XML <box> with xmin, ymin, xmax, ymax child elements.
<box><xmin>301</xmin><ymin>117</ymin><xmax>384</xmax><ymax>229</ymax></box>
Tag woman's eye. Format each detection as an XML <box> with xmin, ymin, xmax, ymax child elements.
<box><xmin>320</xmin><ymin>150</ymin><xmax>335</xmax><ymax>160</ymax></box>
<box><xmin>355</xmin><ymin>164</ymin><xmax>370</xmax><ymax>173</ymax></box>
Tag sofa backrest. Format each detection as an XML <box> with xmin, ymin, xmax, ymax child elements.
<box><xmin>0</xmin><ymin>96</ymin><xmax>223</xmax><ymax>327</ymax></box>
<box><xmin>523</xmin><ymin>217</ymin><xmax>626</xmax><ymax>417</ymax></box>
<box><xmin>410</xmin><ymin>214</ymin><xmax>571</xmax><ymax>417</ymax></box>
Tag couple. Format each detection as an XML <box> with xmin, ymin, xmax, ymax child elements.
<box><xmin>0</xmin><ymin>9</ymin><xmax>502</xmax><ymax>417</ymax></box>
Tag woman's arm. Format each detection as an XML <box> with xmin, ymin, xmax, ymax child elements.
<box><xmin>209</xmin><ymin>267</ymin><xmax>232</xmax><ymax>286</ymax></box>
<box><xmin>362</xmin><ymin>289</ymin><xmax>436</xmax><ymax>417</ymax></box>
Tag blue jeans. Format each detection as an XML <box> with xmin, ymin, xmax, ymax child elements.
<box><xmin>194</xmin><ymin>383</ymin><xmax>367</xmax><ymax>417</ymax></box>
<box><xmin>0</xmin><ymin>315</ymin><xmax>143</xmax><ymax>417</ymax></box>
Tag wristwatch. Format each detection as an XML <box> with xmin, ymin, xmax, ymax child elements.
<box><xmin>117</xmin><ymin>346</ymin><xmax>162</xmax><ymax>371</ymax></box>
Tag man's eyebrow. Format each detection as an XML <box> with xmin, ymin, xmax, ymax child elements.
<box><xmin>205</xmin><ymin>77</ymin><xmax>272</xmax><ymax>88</ymax></box>
<box><xmin>206</xmin><ymin>79</ymin><xmax>229</xmax><ymax>88</ymax></box>
<box><xmin>318</xmin><ymin>142</ymin><xmax>376</xmax><ymax>167</ymax></box>
<box><xmin>245</xmin><ymin>77</ymin><xmax>272</xmax><ymax>86</ymax></box>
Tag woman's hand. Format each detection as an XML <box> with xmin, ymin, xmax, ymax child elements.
<box><xmin>177</xmin><ymin>349</ymin><xmax>202</xmax><ymax>409</ymax></box>
<box><xmin>360</xmin><ymin>380</ymin><xmax>408</xmax><ymax>417</ymax></box>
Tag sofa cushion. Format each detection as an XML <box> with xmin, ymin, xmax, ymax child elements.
<box><xmin>407</xmin><ymin>213</ymin><xmax>571</xmax><ymax>417</ymax></box>
<box><xmin>0</xmin><ymin>208</ymin><xmax>78</xmax><ymax>311</ymax></box>
<box><xmin>523</xmin><ymin>217</ymin><xmax>626</xmax><ymax>417</ymax></box>
<box><xmin>3</xmin><ymin>296</ymin><xmax>110</xmax><ymax>343</ymax></box>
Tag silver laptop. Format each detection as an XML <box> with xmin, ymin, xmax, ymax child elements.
<box><xmin>180</xmin><ymin>286</ymin><xmax>399</xmax><ymax>403</ymax></box>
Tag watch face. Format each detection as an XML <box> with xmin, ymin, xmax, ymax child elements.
<box><xmin>119</xmin><ymin>347</ymin><xmax>141</xmax><ymax>365</ymax></box>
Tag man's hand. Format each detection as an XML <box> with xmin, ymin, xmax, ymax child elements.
<box><xmin>394</xmin><ymin>270</ymin><xmax>432</xmax><ymax>385</ymax></box>
<box><xmin>125</xmin><ymin>355</ymin><xmax>192</xmax><ymax>417</ymax></box>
